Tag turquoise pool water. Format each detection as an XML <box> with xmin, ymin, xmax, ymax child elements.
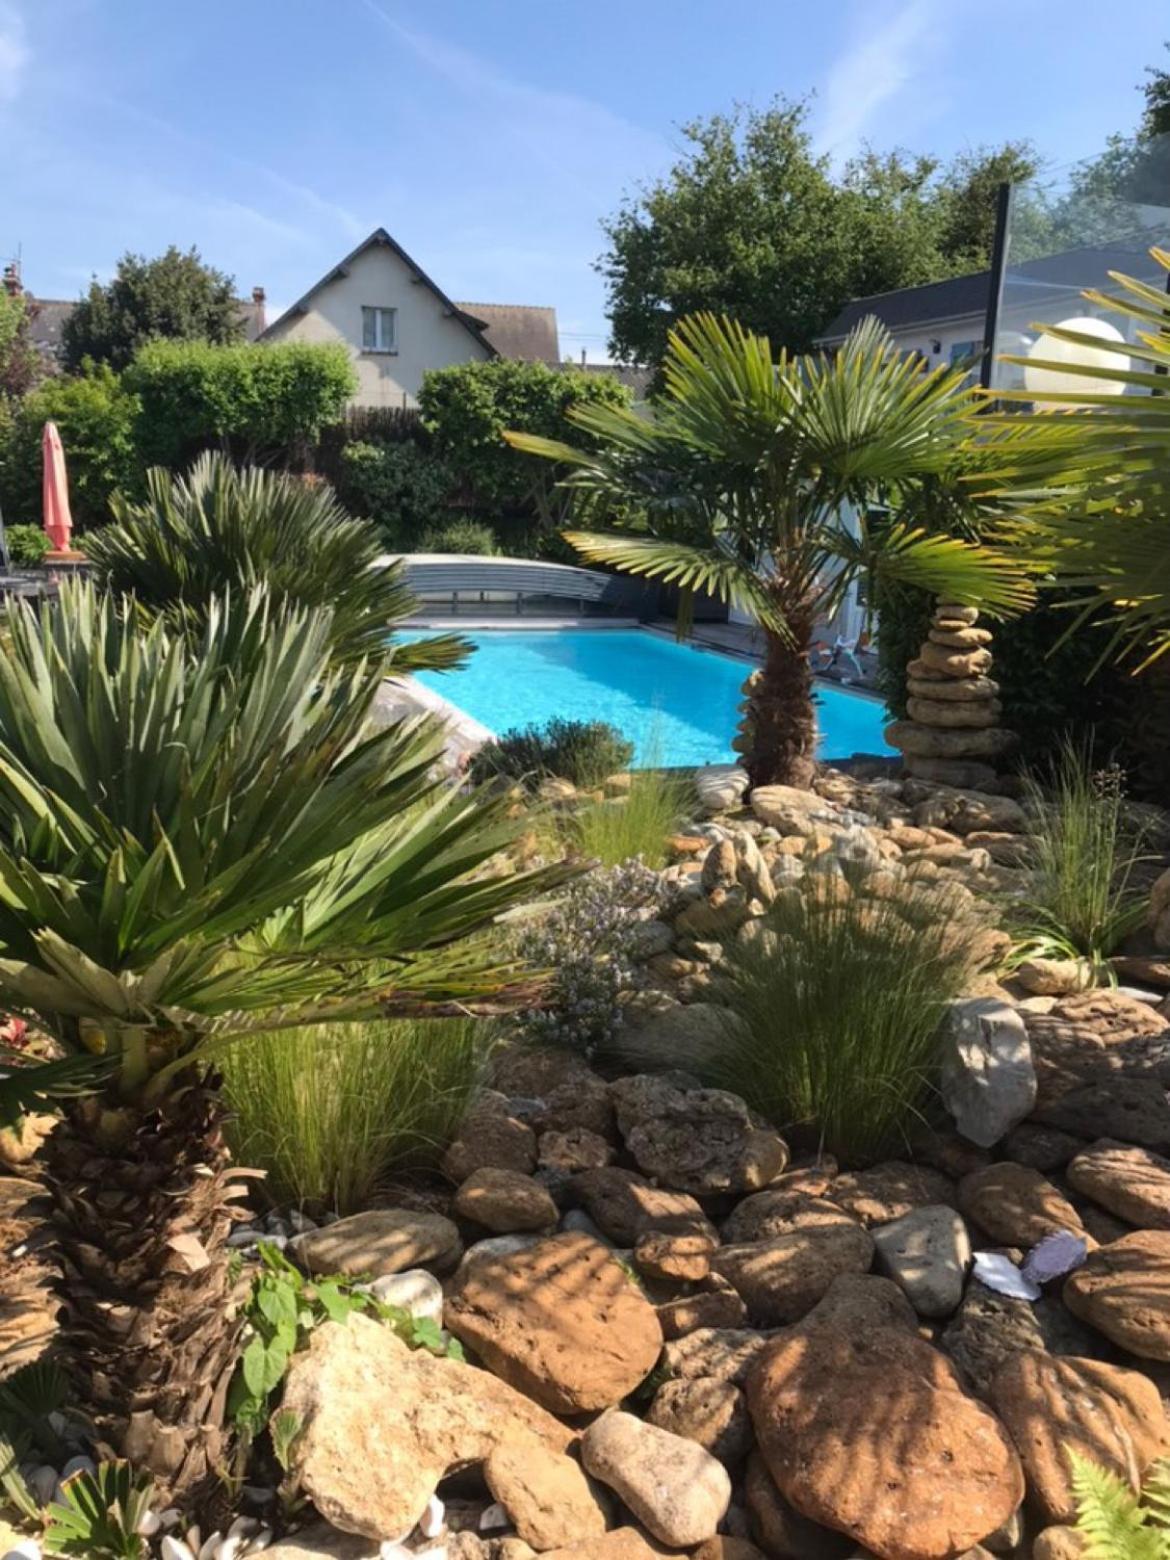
<box><xmin>407</xmin><ymin>629</ymin><xmax>893</xmax><ymax>769</ymax></box>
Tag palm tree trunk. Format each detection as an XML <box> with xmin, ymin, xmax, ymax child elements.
<box><xmin>42</xmin><ymin>1073</ymin><xmax>247</xmax><ymax>1512</ymax></box>
<box><xmin>744</xmin><ymin>595</ymin><xmax>818</xmax><ymax>788</ymax></box>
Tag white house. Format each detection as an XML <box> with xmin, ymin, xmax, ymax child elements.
<box><xmin>258</xmin><ymin>228</ymin><xmax>559</xmax><ymax>408</ymax></box>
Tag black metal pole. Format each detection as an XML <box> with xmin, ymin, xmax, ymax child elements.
<box><xmin>980</xmin><ymin>180</ymin><xmax>1016</xmax><ymax>394</ymax></box>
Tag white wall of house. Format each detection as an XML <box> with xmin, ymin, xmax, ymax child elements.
<box><xmin>263</xmin><ymin>242</ymin><xmax>492</xmax><ymax>408</ymax></box>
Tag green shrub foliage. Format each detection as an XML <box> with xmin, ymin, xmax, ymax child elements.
<box><xmin>0</xmin><ymin>363</ymin><xmax>140</xmax><ymax>529</ymax></box>
<box><xmin>471</xmin><ymin>716</ymin><xmax>634</xmax><ymax>790</ymax></box>
<box><xmin>418</xmin><ymin>359</ymin><xmax>631</xmax><ymax>520</ymax></box>
<box><xmin>126</xmin><ymin>338</ymin><xmax>356</xmax><ymax>469</ymax></box>
<box><xmin>4</xmin><ymin>523</ymin><xmax>51</xmax><ymax>565</ymax></box>
<box><xmin>415</xmin><ymin>517</ymin><xmax>497</xmax><ymax>555</ymax></box>
<box><xmin>335</xmin><ymin>439</ymin><xmax>454</xmax><ymax>545</ymax></box>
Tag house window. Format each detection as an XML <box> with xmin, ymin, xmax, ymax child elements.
<box><xmin>361</xmin><ymin>306</ymin><xmax>397</xmax><ymax>352</ymax></box>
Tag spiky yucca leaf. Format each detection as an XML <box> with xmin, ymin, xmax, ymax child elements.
<box><xmin>84</xmin><ymin>452</ymin><xmax>467</xmax><ymax>672</ymax></box>
<box><xmin>0</xmin><ymin>581</ymin><xmax>565</xmax><ymax>1102</ymax></box>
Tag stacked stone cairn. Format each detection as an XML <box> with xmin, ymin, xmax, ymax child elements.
<box><xmin>886</xmin><ymin>600</ymin><xmax>1016</xmax><ymax>789</ymax></box>
<box><xmin>731</xmin><ymin>669</ymin><xmax>761</xmax><ymax>758</ymax></box>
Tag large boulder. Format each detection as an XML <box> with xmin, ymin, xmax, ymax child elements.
<box><xmin>484</xmin><ymin>1437</ymin><xmax>610</xmax><ymax>1552</ymax></box>
<box><xmin>277</xmin><ymin>1312</ymin><xmax>572</xmax><ymax>1539</ymax></box>
<box><xmin>989</xmin><ymin>1351</ymin><xmax>1168</xmax><ymax>1523</ymax></box>
<box><xmin>747</xmin><ymin>1318</ymin><xmax>1024</xmax><ymax>1560</ymax></box>
<box><xmin>938</xmin><ymin>998</ymin><xmax>1036</xmax><ymax>1148</ymax></box>
<box><xmin>710</xmin><ymin>1216</ymin><xmax>874</xmax><ymax>1326</ymax></box>
<box><xmin>294</xmin><ymin>1208</ymin><xmax>462</xmax><ymax>1279</ymax></box>
<box><xmin>571</xmin><ymin>1167</ymin><xmax>717</xmax><ymax>1246</ymax></box>
<box><xmin>582</xmin><ymin>1410</ymin><xmax>732</xmax><ymax>1548</ymax></box>
<box><xmin>1066</xmin><ymin>1139</ymin><xmax>1170</xmax><ymax>1230</ymax></box>
<box><xmin>610</xmin><ymin>1076</ymin><xmax>788</xmax><ymax>1195</ymax></box>
<box><xmin>443</xmin><ymin>1232</ymin><xmax>663</xmax><ymax>1413</ymax></box>
<box><xmin>1063</xmin><ymin>1231</ymin><xmax>1170</xmax><ymax>1361</ymax></box>
<box><xmin>957</xmin><ymin>1163</ymin><xmax>1087</xmax><ymax>1248</ymax></box>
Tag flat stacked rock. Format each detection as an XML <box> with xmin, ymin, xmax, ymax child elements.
<box><xmin>885</xmin><ymin>602</ymin><xmax>1015</xmax><ymax>789</ymax></box>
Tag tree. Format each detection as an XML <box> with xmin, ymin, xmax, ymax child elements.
<box><xmin>0</xmin><ymin>581</ymin><xmax>562</xmax><ymax>1509</ymax></box>
<box><xmin>507</xmin><ymin>314</ymin><xmax>1033</xmax><ymax>786</ymax></box>
<box><xmin>61</xmin><ymin>246</ymin><xmax>244</xmax><ymax>372</ymax></box>
<box><xmin>1057</xmin><ymin>43</ymin><xmax>1170</xmax><ymax>227</ymax></box>
<box><xmin>84</xmin><ymin>452</ymin><xmax>468</xmax><ymax>672</ymax></box>
<box><xmin>0</xmin><ymin>287</ymin><xmax>42</xmax><ymax>400</ymax></box>
<box><xmin>598</xmin><ymin>98</ymin><xmax>1040</xmax><ymax>366</ymax></box>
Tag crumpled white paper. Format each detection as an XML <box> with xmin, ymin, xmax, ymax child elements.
<box><xmin>972</xmin><ymin>1250</ymin><xmax>1041</xmax><ymax>1300</ymax></box>
<box><xmin>972</xmin><ymin>1227</ymin><xmax>1089</xmax><ymax>1302</ymax></box>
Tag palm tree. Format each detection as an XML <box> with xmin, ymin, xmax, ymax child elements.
<box><xmin>988</xmin><ymin>247</ymin><xmax>1170</xmax><ymax>670</ymax></box>
<box><xmin>0</xmin><ymin>581</ymin><xmax>561</xmax><ymax>1509</ymax></box>
<box><xmin>507</xmin><ymin>314</ymin><xmax>1034</xmax><ymax>786</ymax></box>
<box><xmin>83</xmin><ymin>451</ymin><xmax>466</xmax><ymax>672</ymax></box>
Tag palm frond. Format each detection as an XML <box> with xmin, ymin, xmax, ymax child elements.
<box><xmin>826</xmin><ymin>519</ymin><xmax>1036</xmax><ymax>618</ymax></box>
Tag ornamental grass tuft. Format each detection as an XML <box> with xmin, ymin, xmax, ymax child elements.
<box><xmin>704</xmin><ymin>876</ymin><xmax>992</xmax><ymax>1164</ymax></box>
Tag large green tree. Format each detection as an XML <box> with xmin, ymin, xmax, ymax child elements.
<box><xmin>62</xmin><ymin>246</ymin><xmax>244</xmax><ymax>372</ymax></box>
<box><xmin>0</xmin><ymin>287</ymin><xmax>42</xmax><ymax>400</ymax></box>
<box><xmin>598</xmin><ymin>98</ymin><xmax>1038</xmax><ymax>366</ymax></box>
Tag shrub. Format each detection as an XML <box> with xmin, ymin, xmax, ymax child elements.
<box><xmin>705</xmin><ymin>877</ymin><xmax>992</xmax><ymax>1162</ymax></box>
<box><xmin>568</xmin><ymin>769</ymin><xmax>692</xmax><ymax>870</ymax></box>
<box><xmin>516</xmin><ymin>860</ymin><xmax>666</xmax><ymax>1058</ymax></box>
<box><xmin>84</xmin><ymin>452</ymin><xmax>468</xmax><ymax>670</ymax></box>
<box><xmin>335</xmin><ymin>439</ymin><xmax>453</xmax><ymax>545</ymax></box>
<box><xmin>5</xmin><ymin>523</ymin><xmax>51</xmax><ymax>565</ymax></box>
<box><xmin>418</xmin><ymin>358</ymin><xmax>630</xmax><ymax>518</ymax></box>
<box><xmin>127</xmin><ymin>337</ymin><xmax>356</xmax><ymax>469</ymax></box>
<box><xmin>221</xmin><ymin>1016</ymin><xmax>490</xmax><ymax>1214</ymax></box>
<box><xmin>1008</xmin><ymin>738</ymin><xmax>1152</xmax><ymax>976</ymax></box>
<box><xmin>471</xmin><ymin>716</ymin><xmax>634</xmax><ymax>790</ymax></box>
<box><xmin>415</xmin><ymin>517</ymin><xmax>497</xmax><ymax>555</ymax></box>
<box><xmin>0</xmin><ymin>363</ymin><xmax>140</xmax><ymax>529</ymax></box>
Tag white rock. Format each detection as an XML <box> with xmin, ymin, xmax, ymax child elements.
<box><xmin>582</xmin><ymin>1409</ymin><xmax>731</xmax><ymax>1547</ymax></box>
<box><xmin>479</xmin><ymin>1504</ymin><xmax>509</xmax><ymax>1533</ymax></box>
<box><xmin>161</xmin><ymin>1541</ymin><xmax>197</xmax><ymax>1560</ymax></box>
<box><xmin>938</xmin><ymin>997</ymin><xmax>1036</xmax><ymax>1148</ymax></box>
<box><xmin>456</xmin><ymin>1235</ymin><xmax>540</xmax><ymax>1271</ymax></box>
<box><xmin>228</xmin><ymin>1229</ymin><xmax>260</xmax><ymax>1248</ymax></box>
<box><xmin>379</xmin><ymin>1546</ymin><xmax>411</xmax><ymax>1560</ymax></box>
<box><xmin>199</xmin><ymin>1531</ymin><xmax>223</xmax><ymax>1560</ymax></box>
<box><xmin>369</xmin><ymin>1269</ymin><xmax>445</xmax><ymax>1324</ymax></box>
<box><xmin>217</xmin><ymin>1539</ymin><xmax>247</xmax><ymax>1560</ymax></box>
<box><xmin>694</xmin><ymin>765</ymin><xmax>750</xmax><ymax>816</ymax></box>
<box><xmin>136</xmin><ymin>1509</ymin><xmax>163</xmax><ymax>1537</ymax></box>
<box><xmin>418</xmin><ymin>1495</ymin><xmax>445</xmax><ymax>1539</ymax></box>
<box><xmin>228</xmin><ymin>1519</ymin><xmax>260</xmax><ymax>1540</ymax></box>
<box><xmin>2</xmin><ymin>1541</ymin><xmax>43</xmax><ymax>1560</ymax></box>
<box><xmin>249</xmin><ymin>1530</ymin><xmax>273</xmax><ymax>1554</ymax></box>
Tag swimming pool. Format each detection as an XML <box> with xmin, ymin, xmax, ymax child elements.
<box><xmin>406</xmin><ymin>628</ymin><xmax>894</xmax><ymax>769</ymax></box>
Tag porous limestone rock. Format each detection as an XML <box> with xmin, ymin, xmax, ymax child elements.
<box><xmin>582</xmin><ymin>1410</ymin><xmax>732</xmax><ymax>1548</ymax></box>
<box><xmin>1063</xmin><ymin>1231</ymin><xmax>1170</xmax><ymax>1361</ymax></box>
<box><xmin>484</xmin><ymin>1437</ymin><xmax>610</xmax><ymax>1552</ymax></box>
<box><xmin>938</xmin><ymin>998</ymin><xmax>1036</xmax><ymax>1148</ymax></box>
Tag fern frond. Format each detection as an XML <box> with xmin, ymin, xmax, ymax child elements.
<box><xmin>1070</xmin><ymin>1449</ymin><xmax>1167</xmax><ymax>1560</ymax></box>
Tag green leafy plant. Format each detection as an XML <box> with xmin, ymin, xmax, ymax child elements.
<box><xmin>507</xmin><ymin>312</ymin><xmax>1039</xmax><ymax>786</ymax></box>
<box><xmin>1007</xmin><ymin>737</ymin><xmax>1152</xmax><ymax>977</ymax></box>
<box><xmin>44</xmin><ymin>1461</ymin><xmax>156</xmax><ymax>1560</ymax></box>
<box><xmin>0</xmin><ymin>362</ymin><xmax>140</xmax><ymax>529</ymax></box>
<box><xmin>229</xmin><ymin>1242</ymin><xmax>463</xmax><ymax>1438</ymax></box>
<box><xmin>703</xmin><ymin>876</ymin><xmax>994</xmax><ymax>1162</ymax></box>
<box><xmin>4</xmin><ymin>523</ymin><xmax>51</xmax><ymax>566</ymax></box>
<box><xmin>0</xmin><ymin>579</ymin><xmax>562</xmax><ymax>1511</ymax></box>
<box><xmin>471</xmin><ymin>717</ymin><xmax>634</xmax><ymax>791</ymax></box>
<box><xmin>221</xmin><ymin>1015</ymin><xmax>490</xmax><ymax>1213</ymax></box>
<box><xmin>415</xmin><ymin>517</ymin><xmax>497</xmax><ymax>555</ymax></box>
<box><xmin>1071</xmin><ymin>1449</ymin><xmax>1170</xmax><ymax>1560</ymax></box>
<box><xmin>335</xmin><ymin>439</ymin><xmax>454</xmax><ymax>546</ymax></box>
<box><xmin>84</xmin><ymin>451</ymin><xmax>466</xmax><ymax>671</ymax></box>
<box><xmin>126</xmin><ymin>338</ymin><xmax>355</xmax><ymax>469</ymax></box>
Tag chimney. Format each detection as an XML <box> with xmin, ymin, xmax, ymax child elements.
<box><xmin>580</xmin><ymin>348</ymin><xmax>586</xmax><ymax>367</ymax></box>
<box><xmin>2</xmin><ymin>261</ymin><xmax>21</xmax><ymax>298</ymax></box>
<box><xmin>251</xmin><ymin>285</ymin><xmax>267</xmax><ymax>336</ymax></box>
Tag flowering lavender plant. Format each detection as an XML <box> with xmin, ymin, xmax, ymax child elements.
<box><xmin>517</xmin><ymin>859</ymin><xmax>665</xmax><ymax>1057</ymax></box>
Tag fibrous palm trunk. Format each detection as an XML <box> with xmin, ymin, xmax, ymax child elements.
<box><xmin>744</xmin><ymin>593</ymin><xmax>818</xmax><ymax>788</ymax></box>
<box><xmin>42</xmin><ymin>1072</ymin><xmax>248</xmax><ymax>1511</ymax></box>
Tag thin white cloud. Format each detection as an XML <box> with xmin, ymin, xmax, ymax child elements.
<box><xmin>0</xmin><ymin>2</ymin><xmax>29</xmax><ymax>102</ymax></box>
<box><xmin>815</xmin><ymin>0</ymin><xmax>947</xmax><ymax>160</ymax></box>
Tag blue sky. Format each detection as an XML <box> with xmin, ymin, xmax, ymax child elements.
<box><xmin>1</xmin><ymin>0</ymin><xmax>1165</xmax><ymax>360</ymax></box>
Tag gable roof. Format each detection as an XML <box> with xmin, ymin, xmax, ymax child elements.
<box><xmin>816</xmin><ymin>238</ymin><xmax>1162</xmax><ymax>345</ymax></box>
<box><xmin>456</xmin><ymin>302</ymin><xmax>558</xmax><ymax>362</ymax></box>
<box><xmin>258</xmin><ymin>227</ymin><xmax>498</xmax><ymax>354</ymax></box>
<box><xmin>25</xmin><ymin>294</ymin><xmax>268</xmax><ymax>362</ymax></box>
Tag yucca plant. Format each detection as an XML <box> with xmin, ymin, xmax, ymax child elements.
<box><xmin>507</xmin><ymin>314</ymin><xmax>1036</xmax><ymax>785</ymax></box>
<box><xmin>0</xmin><ymin>581</ymin><xmax>560</xmax><ymax>1511</ymax></box>
<box><xmin>83</xmin><ymin>451</ymin><xmax>466</xmax><ymax>672</ymax></box>
<box><xmin>1071</xmin><ymin>1449</ymin><xmax>1170</xmax><ymax>1560</ymax></box>
<box><xmin>989</xmin><ymin>247</ymin><xmax>1170</xmax><ymax>670</ymax></box>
